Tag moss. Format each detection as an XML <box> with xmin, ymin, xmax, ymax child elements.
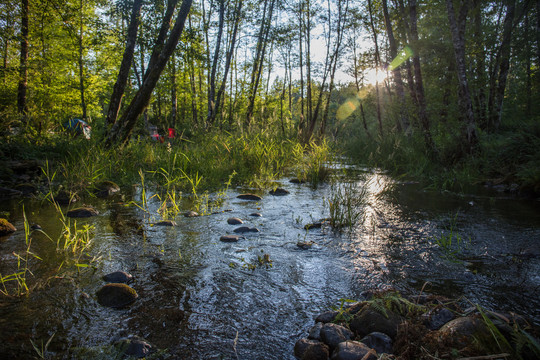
<box><xmin>0</xmin><ymin>218</ymin><xmax>16</xmax><ymax>236</ymax></box>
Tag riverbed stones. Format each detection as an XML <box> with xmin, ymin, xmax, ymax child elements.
<box><xmin>116</xmin><ymin>336</ymin><xmax>152</xmax><ymax>358</ymax></box>
<box><xmin>155</xmin><ymin>220</ymin><xmax>177</xmax><ymax>226</ymax></box>
<box><xmin>96</xmin><ymin>283</ymin><xmax>138</xmax><ymax>308</ymax></box>
<box><xmin>290</xmin><ymin>178</ymin><xmax>306</xmax><ymax>184</ymax></box>
<box><xmin>103</xmin><ymin>271</ymin><xmax>133</xmax><ymax>283</ymax></box>
<box><xmin>308</xmin><ymin>322</ymin><xmax>324</xmax><ymax>340</ymax></box>
<box><xmin>320</xmin><ymin>323</ymin><xmax>354</xmax><ymax>350</ymax></box>
<box><xmin>297</xmin><ymin>241</ymin><xmax>314</xmax><ymax>250</ymax></box>
<box><xmin>294</xmin><ymin>338</ymin><xmax>329</xmax><ymax>360</ymax></box>
<box><xmin>315</xmin><ymin>311</ymin><xmax>338</xmax><ymax>323</ymax></box>
<box><xmin>220</xmin><ymin>235</ymin><xmax>243</xmax><ymax>242</ymax></box>
<box><xmin>94</xmin><ymin>180</ymin><xmax>120</xmax><ymax>198</ymax></box>
<box><xmin>66</xmin><ymin>206</ymin><xmax>99</xmax><ymax>218</ymax></box>
<box><xmin>422</xmin><ymin>307</ymin><xmax>455</xmax><ymax>330</ymax></box>
<box><xmin>227</xmin><ymin>217</ymin><xmax>243</xmax><ymax>225</ymax></box>
<box><xmin>330</xmin><ymin>341</ymin><xmax>377</xmax><ymax>360</ymax></box>
<box><xmin>349</xmin><ymin>304</ymin><xmax>402</xmax><ymax>339</ymax></box>
<box><xmin>55</xmin><ymin>190</ymin><xmax>79</xmax><ymax>205</ymax></box>
<box><xmin>359</xmin><ymin>332</ymin><xmax>393</xmax><ymax>354</ymax></box>
<box><xmin>237</xmin><ymin>193</ymin><xmax>262</xmax><ymax>201</ymax></box>
<box><xmin>249</xmin><ymin>212</ymin><xmax>262</xmax><ymax>217</ymax></box>
<box><xmin>233</xmin><ymin>226</ymin><xmax>260</xmax><ymax>233</ymax></box>
<box><xmin>0</xmin><ymin>218</ymin><xmax>16</xmax><ymax>236</ymax></box>
<box><xmin>269</xmin><ymin>187</ymin><xmax>290</xmax><ymax>196</ymax></box>
<box><xmin>184</xmin><ymin>210</ymin><xmax>199</xmax><ymax>217</ymax></box>
<box><xmin>437</xmin><ymin>316</ymin><xmax>490</xmax><ymax>349</ymax></box>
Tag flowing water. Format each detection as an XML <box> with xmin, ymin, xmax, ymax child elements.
<box><xmin>0</xmin><ymin>166</ymin><xmax>539</xmax><ymax>359</ymax></box>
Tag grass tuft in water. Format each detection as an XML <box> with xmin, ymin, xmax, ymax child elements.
<box><xmin>326</xmin><ymin>178</ymin><xmax>369</xmax><ymax>231</ymax></box>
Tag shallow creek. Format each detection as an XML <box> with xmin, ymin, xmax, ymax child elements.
<box><xmin>0</xmin><ymin>167</ymin><xmax>539</xmax><ymax>359</ymax></box>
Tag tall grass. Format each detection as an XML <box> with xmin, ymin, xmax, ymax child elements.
<box><xmin>326</xmin><ymin>179</ymin><xmax>369</xmax><ymax>231</ymax></box>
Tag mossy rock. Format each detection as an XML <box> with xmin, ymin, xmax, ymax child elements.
<box><xmin>94</xmin><ymin>181</ymin><xmax>120</xmax><ymax>198</ymax></box>
<box><xmin>155</xmin><ymin>220</ymin><xmax>177</xmax><ymax>226</ymax></box>
<box><xmin>96</xmin><ymin>283</ymin><xmax>138</xmax><ymax>308</ymax></box>
<box><xmin>66</xmin><ymin>207</ymin><xmax>99</xmax><ymax>218</ymax></box>
<box><xmin>55</xmin><ymin>190</ymin><xmax>79</xmax><ymax>205</ymax></box>
<box><xmin>237</xmin><ymin>193</ymin><xmax>262</xmax><ymax>201</ymax></box>
<box><xmin>103</xmin><ymin>271</ymin><xmax>133</xmax><ymax>283</ymax></box>
<box><xmin>0</xmin><ymin>218</ymin><xmax>16</xmax><ymax>236</ymax></box>
<box><xmin>269</xmin><ymin>187</ymin><xmax>290</xmax><ymax>196</ymax></box>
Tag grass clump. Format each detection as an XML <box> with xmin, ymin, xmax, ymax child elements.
<box><xmin>326</xmin><ymin>178</ymin><xmax>369</xmax><ymax>231</ymax></box>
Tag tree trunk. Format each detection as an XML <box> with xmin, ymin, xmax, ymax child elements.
<box><xmin>78</xmin><ymin>0</ymin><xmax>87</xmax><ymax>120</ymax></box>
<box><xmin>17</xmin><ymin>0</ymin><xmax>29</xmax><ymax>117</ymax></box>
<box><xmin>382</xmin><ymin>0</ymin><xmax>408</xmax><ymax>132</ymax></box>
<box><xmin>473</xmin><ymin>0</ymin><xmax>487</xmax><ymax>127</ymax></box>
<box><xmin>245</xmin><ymin>0</ymin><xmax>275</xmax><ymax>128</ymax></box>
<box><xmin>446</xmin><ymin>0</ymin><xmax>478</xmax><ymax>154</ymax></box>
<box><xmin>488</xmin><ymin>0</ymin><xmax>515</xmax><ymax>130</ymax></box>
<box><xmin>105</xmin><ymin>0</ymin><xmax>193</xmax><ymax>147</ymax></box>
<box><xmin>171</xmin><ymin>54</ymin><xmax>178</xmax><ymax>127</ymax></box>
<box><xmin>106</xmin><ymin>0</ymin><xmax>143</xmax><ymax>127</ymax></box>
<box><xmin>206</xmin><ymin>0</ymin><xmax>225</xmax><ymax>127</ymax></box>
<box><xmin>409</xmin><ymin>0</ymin><xmax>435</xmax><ymax>154</ymax></box>
<box><xmin>368</xmin><ymin>0</ymin><xmax>383</xmax><ymax>136</ymax></box>
<box><xmin>214</xmin><ymin>0</ymin><xmax>243</xmax><ymax>126</ymax></box>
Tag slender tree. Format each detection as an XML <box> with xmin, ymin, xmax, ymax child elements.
<box><xmin>17</xmin><ymin>0</ymin><xmax>29</xmax><ymax>117</ymax></box>
<box><xmin>446</xmin><ymin>0</ymin><xmax>478</xmax><ymax>153</ymax></box>
<box><xmin>106</xmin><ymin>0</ymin><xmax>144</xmax><ymax>127</ymax></box>
<box><xmin>106</xmin><ymin>0</ymin><xmax>193</xmax><ymax>147</ymax></box>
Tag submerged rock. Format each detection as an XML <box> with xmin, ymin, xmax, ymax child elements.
<box><xmin>290</xmin><ymin>178</ymin><xmax>306</xmax><ymax>184</ymax></box>
<box><xmin>155</xmin><ymin>220</ymin><xmax>177</xmax><ymax>226</ymax></box>
<box><xmin>184</xmin><ymin>210</ymin><xmax>199</xmax><ymax>217</ymax></box>
<box><xmin>315</xmin><ymin>311</ymin><xmax>338</xmax><ymax>324</ymax></box>
<box><xmin>0</xmin><ymin>186</ymin><xmax>23</xmax><ymax>198</ymax></box>
<box><xmin>294</xmin><ymin>338</ymin><xmax>329</xmax><ymax>360</ymax></box>
<box><xmin>233</xmin><ymin>226</ymin><xmax>260</xmax><ymax>233</ymax></box>
<box><xmin>116</xmin><ymin>336</ymin><xmax>152</xmax><ymax>358</ymax></box>
<box><xmin>237</xmin><ymin>193</ymin><xmax>262</xmax><ymax>201</ymax></box>
<box><xmin>227</xmin><ymin>217</ymin><xmax>244</xmax><ymax>225</ymax></box>
<box><xmin>269</xmin><ymin>187</ymin><xmax>290</xmax><ymax>196</ymax></box>
<box><xmin>0</xmin><ymin>218</ymin><xmax>16</xmax><ymax>236</ymax></box>
<box><xmin>14</xmin><ymin>183</ymin><xmax>38</xmax><ymax>195</ymax></box>
<box><xmin>66</xmin><ymin>207</ymin><xmax>99</xmax><ymax>218</ymax></box>
<box><xmin>297</xmin><ymin>241</ymin><xmax>314</xmax><ymax>250</ymax></box>
<box><xmin>220</xmin><ymin>235</ymin><xmax>243</xmax><ymax>242</ymax></box>
<box><xmin>304</xmin><ymin>218</ymin><xmax>331</xmax><ymax>230</ymax></box>
<box><xmin>55</xmin><ymin>190</ymin><xmax>79</xmax><ymax>205</ymax></box>
<box><xmin>103</xmin><ymin>271</ymin><xmax>133</xmax><ymax>283</ymax></box>
<box><xmin>331</xmin><ymin>341</ymin><xmax>377</xmax><ymax>360</ymax></box>
<box><xmin>96</xmin><ymin>283</ymin><xmax>138</xmax><ymax>308</ymax></box>
<box><xmin>94</xmin><ymin>181</ymin><xmax>120</xmax><ymax>198</ymax></box>
<box><xmin>249</xmin><ymin>212</ymin><xmax>263</xmax><ymax>217</ymax></box>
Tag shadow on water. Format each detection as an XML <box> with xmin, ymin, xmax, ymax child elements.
<box><xmin>0</xmin><ymin>165</ymin><xmax>539</xmax><ymax>359</ymax></box>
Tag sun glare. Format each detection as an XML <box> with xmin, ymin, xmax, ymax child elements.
<box><xmin>364</xmin><ymin>68</ymin><xmax>388</xmax><ymax>86</ymax></box>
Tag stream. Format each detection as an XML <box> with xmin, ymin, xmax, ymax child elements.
<box><xmin>0</xmin><ymin>166</ymin><xmax>539</xmax><ymax>359</ymax></box>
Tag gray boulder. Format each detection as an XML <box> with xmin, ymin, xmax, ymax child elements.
<box><xmin>320</xmin><ymin>323</ymin><xmax>354</xmax><ymax>350</ymax></box>
<box><xmin>359</xmin><ymin>332</ymin><xmax>393</xmax><ymax>354</ymax></box>
<box><xmin>227</xmin><ymin>217</ymin><xmax>244</xmax><ymax>225</ymax></box>
<box><xmin>294</xmin><ymin>338</ymin><xmax>329</xmax><ymax>360</ymax></box>
<box><xmin>330</xmin><ymin>341</ymin><xmax>377</xmax><ymax>360</ymax></box>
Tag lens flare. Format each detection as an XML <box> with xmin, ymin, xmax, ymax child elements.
<box><xmin>336</xmin><ymin>98</ymin><xmax>360</xmax><ymax>121</ymax></box>
<box><xmin>388</xmin><ymin>46</ymin><xmax>413</xmax><ymax>71</ymax></box>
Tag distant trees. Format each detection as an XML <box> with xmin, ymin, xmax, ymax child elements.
<box><xmin>0</xmin><ymin>0</ymin><xmax>537</xmax><ymax>156</ymax></box>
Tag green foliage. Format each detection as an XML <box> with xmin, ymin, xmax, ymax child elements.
<box><xmin>431</xmin><ymin>212</ymin><xmax>470</xmax><ymax>262</ymax></box>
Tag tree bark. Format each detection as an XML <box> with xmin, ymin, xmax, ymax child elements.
<box><xmin>382</xmin><ymin>0</ymin><xmax>408</xmax><ymax>132</ymax></box>
<box><xmin>106</xmin><ymin>0</ymin><xmax>143</xmax><ymax>127</ymax></box>
<box><xmin>206</xmin><ymin>0</ymin><xmax>225</xmax><ymax>127</ymax></box>
<box><xmin>368</xmin><ymin>0</ymin><xmax>383</xmax><ymax>136</ymax></box>
<box><xmin>446</xmin><ymin>0</ymin><xmax>478</xmax><ymax>154</ymax></box>
<box><xmin>78</xmin><ymin>0</ymin><xmax>87</xmax><ymax>120</ymax></box>
<box><xmin>105</xmin><ymin>0</ymin><xmax>193</xmax><ymax>147</ymax></box>
<box><xmin>17</xmin><ymin>0</ymin><xmax>29</xmax><ymax>117</ymax></box>
<box><xmin>245</xmin><ymin>0</ymin><xmax>275</xmax><ymax>128</ymax></box>
<box><xmin>409</xmin><ymin>0</ymin><xmax>436</xmax><ymax>154</ymax></box>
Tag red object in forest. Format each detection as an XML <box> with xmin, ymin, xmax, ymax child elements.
<box><xmin>168</xmin><ymin>128</ymin><xmax>176</xmax><ymax>139</ymax></box>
